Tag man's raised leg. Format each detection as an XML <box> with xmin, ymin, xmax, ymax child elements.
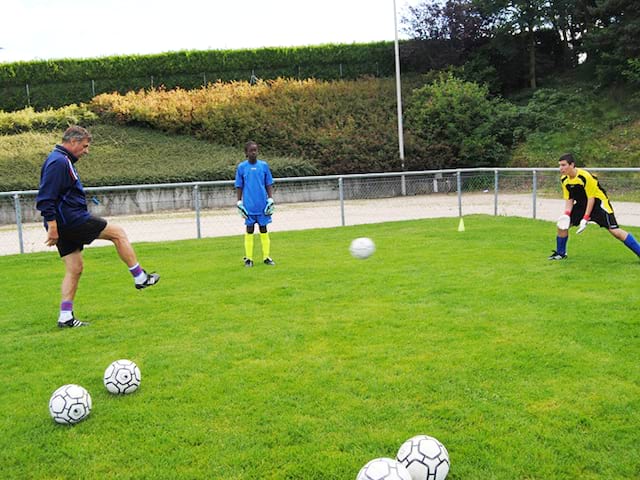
<box><xmin>98</xmin><ymin>223</ymin><xmax>159</xmax><ymax>289</ymax></box>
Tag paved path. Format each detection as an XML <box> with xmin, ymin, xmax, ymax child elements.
<box><xmin>2</xmin><ymin>193</ymin><xmax>639</xmax><ymax>256</ymax></box>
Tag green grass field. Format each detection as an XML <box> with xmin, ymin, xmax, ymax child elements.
<box><xmin>1</xmin><ymin>216</ymin><xmax>639</xmax><ymax>479</ymax></box>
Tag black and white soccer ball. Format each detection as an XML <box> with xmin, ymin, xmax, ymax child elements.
<box><xmin>48</xmin><ymin>384</ymin><xmax>92</xmax><ymax>425</ymax></box>
<box><xmin>103</xmin><ymin>359</ymin><xmax>141</xmax><ymax>394</ymax></box>
<box><xmin>396</xmin><ymin>435</ymin><xmax>450</xmax><ymax>480</ymax></box>
<box><xmin>350</xmin><ymin>237</ymin><xmax>376</xmax><ymax>259</ymax></box>
<box><xmin>356</xmin><ymin>457</ymin><xmax>412</xmax><ymax>480</ymax></box>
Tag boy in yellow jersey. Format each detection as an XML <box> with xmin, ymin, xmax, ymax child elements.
<box><xmin>549</xmin><ymin>153</ymin><xmax>640</xmax><ymax>260</ymax></box>
<box><xmin>234</xmin><ymin>141</ymin><xmax>276</xmax><ymax>267</ymax></box>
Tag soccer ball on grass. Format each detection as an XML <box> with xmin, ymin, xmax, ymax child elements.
<box><xmin>357</xmin><ymin>457</ymin><xmax>412</xmax><ymax>480</ymax></box>
<box><xmin>48</xmin><ymin>384</ymin><xmax>92</xmax><ymax>424</ymax></box>
<box><xmin>350</xmin><ymin>237</ymin><xmax>376</xmax><ymax>259</ymax></box>
<box><xmin>103</xmin><ymin>359</ymin><xmax>141</xmax><ymax>394</ymax></box>
<box><xmin>396</xmin><ymin>434</ymin><xmax>450</xmax><ymax>480</ymax></box>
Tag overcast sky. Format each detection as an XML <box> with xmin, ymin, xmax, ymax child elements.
<box><xmin>1</xmin><ymin>0</ymin><xmax>421</xmax><ymax>63</ymax></box>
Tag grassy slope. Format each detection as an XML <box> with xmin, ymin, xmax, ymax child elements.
<box><xmin>0</xmin><ymin>124</ymin><xmax>316</xmax><ymax>191</ymax></box>
<box><xmin>0</xmin><ymin>216</ymin><xmax>639</xmax><ymax>479</ymax></box>
<box><xmin>510</xmin><ymin>83</ymin><xmax>640</xmax><ymax>167</ymax></box>
<box><xmin>513</xmin><ymin>117</ymin><xmax>640</xmax><ymax>166</ymax></box>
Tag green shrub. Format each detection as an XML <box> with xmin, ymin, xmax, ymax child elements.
<box><xmin>0</xmin><ymin>105</ymin><xmax>98</xmax><ymax>134</ymax></box>
<box><xmin>90</xmin><ymin>77</ymin><xmax>425</xmax><ymax>175</ymax></box>
<box><xmin>405</xmin><ymin>74</ymin><xmax>522</xmax><ymax>167</ymax></box>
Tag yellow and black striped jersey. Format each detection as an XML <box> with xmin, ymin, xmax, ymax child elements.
<box><xmin>561</xmin><ymin>168</ymin><xmax>613</xmax><ymax>213</ymax></box>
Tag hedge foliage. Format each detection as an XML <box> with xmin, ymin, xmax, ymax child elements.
<box><xmin>90</xmin><ymin>77</ymin><xmax>428</xmax><ymax>174</ymax></box>
<box><xmin>3</xmin><ymin>75</ymin><xmax>639</xmax><ymax>190</ymax></box>
<box><xmin>0</xmin><ymin>105</ymin><xmax>98</xmax><ymax>134</ymax></box>
<box><xmin>0</xmin><ymin>43</ymin><xmax>396</xmax><ymax>111</ymax></box>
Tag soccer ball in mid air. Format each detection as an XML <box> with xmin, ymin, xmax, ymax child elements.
<box><xmin>103</xmin><ymin>359</ymin><xmax>141</xmax><ymax>394</ymax></box>
<box><xmin>396</xmin><ymin>435</ymin><xmax>450</xmax><ymax>480</ymax></box>
<box><xmin>49</xmin><ymin>384</ymin><xmax>92</xmax><ymax>425</ymax></box>
<box><xmin>350</xmin><ymin>237</ymin><xmax>376</xmax><ymax>259</ymax></box>
<box><xmin>357</xmin><ymin>457</ymin><xmax>412</xmax><ymax>480</ymax></box>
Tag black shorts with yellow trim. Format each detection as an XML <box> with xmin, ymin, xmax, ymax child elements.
<box><xmin>570</xmin><ymin>200</ymin><xmax>618</xmax><ymax>230</ymax></box>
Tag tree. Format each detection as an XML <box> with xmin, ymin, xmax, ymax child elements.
<box><xmin>582</xmin><ymin>0</ymin><xmax>640</xmax><ymax>84</ymax></box>
<box><xmin>476</xmin><ymin>0</ymin><xmax>551</xmax><ymax>88</ymax></box>
<box><xmin>402</xmin><ymin>0</ymin><xmax>491</xmax><ymax>55</ymax></box>
<box><xmin>403</xmin><ymin>0</ymin><xmax>561</xmax><ymax>90</ymax></box>
<box><xmin>547</xmin><ymin>0</ymin><xmax>590</xmax><ymax>68</ymax></box>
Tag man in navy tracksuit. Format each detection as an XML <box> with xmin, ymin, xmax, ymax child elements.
<box><xmin>36</xmin><ymin>126</ymin><xmax>160</xmax><ymax>328</ymax></box>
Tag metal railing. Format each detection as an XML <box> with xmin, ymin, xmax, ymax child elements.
<box><xmin>2</xmin><ymin>167</ymin><xmax>639</xmax><ymax>256</ymax></box>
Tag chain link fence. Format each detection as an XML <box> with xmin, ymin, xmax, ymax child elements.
<box><xmin>2</xmin><ymin>168</ymin><xmax>639</xmax><ymax>256</ymax></box>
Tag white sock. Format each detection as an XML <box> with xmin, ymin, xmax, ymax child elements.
<box><xmin>58</xmin><ymin>311</ymin><xmax>73</xmax><ymax>322</ymax></box>
<box><xmin>134</xmin><ymin>271</ymin><xmax>148</xmax><ymax>284</ymax></box>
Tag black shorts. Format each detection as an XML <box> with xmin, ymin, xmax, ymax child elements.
<box><xmin>570</xmin><ymin>200</ymin><xmax>619</xmax><ymax>230</ymax></box>
<box><xmin>56</xmin><ymin>216</ymin><xmax>108</xmax><ymax>257</ymax></box>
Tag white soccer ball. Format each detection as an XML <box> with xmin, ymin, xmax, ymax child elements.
<box><xmin>357</xmin><ymin>457</ymin><xmax>412</xmax><ymax>480</ymax></box>
<box><xmin>396</xmin><ymin>435</ymin><xmax>450</xmax><ymax>480</ymax></box>
<box><xmin>49</xmin><ymin>384</ymin><xmax>92</xmax><ymax>425</ymax></box>
<box><xmin>103</xmin><ymin>359</ymin><xmax>141</xmax><ymax>394</ymax></box>
<box><xmin>350</xmin><ymin>237</ymin><xmax>376</xmax><ymax>259</ymax></box>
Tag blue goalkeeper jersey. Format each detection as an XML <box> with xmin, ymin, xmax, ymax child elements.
<box><xmin>234</xmin><ymin>159</ymin><xmax>274</xmax><ymax>215</ymax></box>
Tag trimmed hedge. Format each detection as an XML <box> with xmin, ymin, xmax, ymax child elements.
<box><xmin>0</xmin><ymin>43</ymin><xmax>396</xmax><ymax>111</ymax></box>
<box><xmin>89</xmin><ymin>77</ymin><xmax>427</xmax><ymax>175</ymax></box>
<box><xmin>0</xmin><ymin>105</ymin><xmax>98</xmax><ymax>134</ymax></box>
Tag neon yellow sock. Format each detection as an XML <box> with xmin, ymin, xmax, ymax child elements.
<box><xmin>260</xmin><ymin>232</ymin><xmax>271</xmax><ymax>259</ymax></box>
<box><xmin>244</xmin><ymin>233</ymin><xmax>254</xmax><ymax>260</ymax></box>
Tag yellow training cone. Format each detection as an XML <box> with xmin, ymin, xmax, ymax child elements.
<box><xmin>458</xmin><ymin>217</ymin><xmax>465</xmax><ymax>232</ymax></box>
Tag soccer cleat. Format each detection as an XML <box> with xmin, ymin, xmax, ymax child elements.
<box><xmin>263</xmin><ymin>257</ymin><xmax>275</xmax><ymax>266</ymax></box>
<box><xmin>58</xmin><ymin>316</ymin><xmax>89</xmax><ymax>328</ymax></box>
<box><xmin>244</xmin><ymin>257</ymin><xmax>254</xmax><ymax>267</ymax></box>
<box><xmin>135</xmin><ymin>271</ymin><xmax>160</xmax><ymax>289</ymax></box>
<box><xmin>548</xmin><ymin>250</ymin><xmax>567</xmax><ymax>260</ymax></box>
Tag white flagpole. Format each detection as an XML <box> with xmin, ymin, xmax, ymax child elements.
<box><xmin>393</xmin><ymin>0</ymin><xmax>407</xmax><ymax>195</ymax></box>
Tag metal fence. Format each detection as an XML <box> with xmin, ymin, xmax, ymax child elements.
<box><xmin>1</xmin><ymin>167</ymin><xmax>639</xmax><ymax>256</ymax></box>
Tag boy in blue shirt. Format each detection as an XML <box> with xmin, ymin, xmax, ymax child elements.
<box><xmin>234</xmin><ymin>141</ymin><xmax>275</xmax><ymax>267</ymax></box>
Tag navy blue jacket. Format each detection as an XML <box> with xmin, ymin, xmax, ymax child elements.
<box><xmin>36</xmin><ymin>145</ymin><xmax>91</xmax><ymax>228</ymax></box>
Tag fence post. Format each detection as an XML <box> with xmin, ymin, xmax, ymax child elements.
<box><xmin>91</xmin><ymin>79</ymin><xmax>96</xmax><ymax>97</ymax></box>
<box><xmin>532</xmin><ymin>170</ymin><xmax>537</xmax><ymax>219</ymax></box>
<box><xmin>25</xmin><ymin>83</ymin><xmax>31</xmax><ymax>107</ymax></box>
<box><xmin>13</xmin><ymin>193</ymin><xmax>24</xmax><ymax>254</ymax></box>
<box><xmin>456</xmin><ymin>170</ymin><xmax>462</xmax><ymax>217</ymax></box>
<box><xmin>193</xmin><ymin>184</ymin><xmax>202</xmax><ymax>239</ymax></box>
<box><xmin>494</xmin><ymin>169</ymin><xmax>499</xmax><ymax>216</ymax></box>
<box><xmin>339</xmin><ymin>63</ymin><xmax>343</xmax><ymax>78</ymax></box>
<box><xmin>339</xmin><ymin>177</ymin><xmax>345</xmax><ymax>226</ymax></box>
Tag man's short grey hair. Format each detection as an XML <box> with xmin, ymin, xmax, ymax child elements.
<box><xmin>62</xmin><ymin>126</ymin><xmax>92</xmax><ymax>143</ymax></box>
